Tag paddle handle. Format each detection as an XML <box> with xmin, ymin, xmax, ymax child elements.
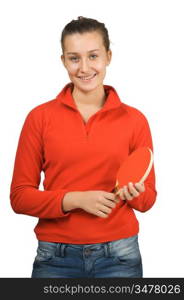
<box><xmin>114</xmin><ymin>180</ymin><xmax>121</xmax><ymax>196</ymax></box>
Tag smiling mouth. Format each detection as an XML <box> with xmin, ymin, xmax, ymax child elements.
<box><xmin>78</xmin><ymin>73</ymin><xmax>97</xmax><ymax>81</ymax></box>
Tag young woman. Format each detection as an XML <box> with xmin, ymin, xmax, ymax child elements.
<box><xmin>10</xmin><ymin>17</ymin><xmax>157</xmax><ymax>278</ymax></box>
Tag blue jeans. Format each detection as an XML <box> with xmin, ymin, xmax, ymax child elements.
<box><xmin>31</xmin><ymin>235</ymin><xmax>142</xmax><ymax>278</ymax></box>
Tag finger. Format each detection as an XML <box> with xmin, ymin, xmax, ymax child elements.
<box><xmin>135</xmin><ymin>182</ymin><xmax>145</xmax><ymax>193</ymax></box>
<box><xmin>115</xmin><ymin>188</ymin><xmax>125</xmax><ymax>200</ymax></box>
<box><xmin>123</xmin><ymin>185</ymin><xmax>134</xmax><ymax>201</ymax></box>
<box><xmin>104</xmin><ymin>192</ymin><xmax>117</xmax><ymax>202</ymax></box>
<box><xmin>98</xmin><ymin>204</ymin><xmax>112</xmax><ymax>215</ymax></box>
<box><xmin>104</xmin><ymin>191</ymin><xmax>119</xmax><ymax>203</ymax></box>
<box><xmin>128</xmin><ymin>182</ymin><xmax>140</xmax><ymax>197</ymax></box>
<box><xmin>114</xmin><ymin>189</ymin><xmax>120</xmax><ymax>196</ymax></box>
<box><xmin>96</xmin><ymin>210</ymin><xmax>109</xmax><ymax>218</ymax></box>
<box><xmin>114</xmin><ymin>195</ymin><xmax>120</xmax><ymax>203</ymax></box>
<box><xmin>103</xmin><ymin>199</ymin><xmax>116</xmax><ymax>209</ymax></box>
<box><xmin>119</xmin><ymin>189</ymin><xmax>125</xmax><ymax>200</ymax></box>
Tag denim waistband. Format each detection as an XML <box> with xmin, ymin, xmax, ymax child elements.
<box><xmin>38</xmin><ymin>235</ymin><xmax>138</xmax><ymax>258</ymax></box>
<box><xmin>54</xmin><ymin>242</ymin><xmax>110</xmax><ymax>257</ymax></box>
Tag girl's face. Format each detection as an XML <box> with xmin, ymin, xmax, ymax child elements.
<box><xmin>61</xmin><ymin>31</ymin><xmax>112</xmax><ymax>93</ymax></box>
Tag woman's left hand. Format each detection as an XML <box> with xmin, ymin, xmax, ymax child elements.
<box><xmin>116</xmin><ymin>182</ymin><xmax>145</xmax><ymax>201</ymax></box>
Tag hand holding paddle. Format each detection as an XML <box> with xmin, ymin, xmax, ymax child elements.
<box><xmin>116</xmin><ymin>182</ymin><xmax>145</xmax><ymax>201</ymax></box>
<box><xmin>114</xmin><ymin>147</ymin><xmax>153</xmax><ymax>201</ymax></box>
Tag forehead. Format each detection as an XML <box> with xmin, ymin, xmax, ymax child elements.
<box><xmin>63</xmin><ymin>31</ymin><xmax>104</xmax><ymax>53</ymax></box>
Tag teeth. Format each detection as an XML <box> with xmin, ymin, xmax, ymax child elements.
<box><xmin>79</xmin><ymin>74</ymin><xmax>96</xmax><ymax>80</ymax></box>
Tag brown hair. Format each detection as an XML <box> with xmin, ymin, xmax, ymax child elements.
<box><xmin>61</xmin><ymin>16</ymin><xmax>110</xmax><ymax>52</ymax></box>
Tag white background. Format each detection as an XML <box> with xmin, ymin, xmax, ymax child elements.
<box><xmin>0</xmin><ymin>0</ymin><xmax>184</xmax><ymax>277</ymax></box>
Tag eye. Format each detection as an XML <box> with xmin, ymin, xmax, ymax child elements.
<box><xmin>89</xmin><ymin>54</ymin><xmax>98</xmax><ymax>60</ymax></box>
<box><xmin>69</xmin><ymin>57</ymin><xmax>79</xmax><ymax>62</ymax></box>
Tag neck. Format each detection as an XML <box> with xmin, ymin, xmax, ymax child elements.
<box><xmin>72</xmin><ymin>84</ymin><xmax>106</xmax><ymax>108</ymax></box>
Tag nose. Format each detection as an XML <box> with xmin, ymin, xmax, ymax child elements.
<box><xmin>79</xmin><ymin>58</ymin><xmax>90</xmax><ymax>73</ymax></box>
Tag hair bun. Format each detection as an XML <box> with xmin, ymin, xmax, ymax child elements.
<box><xmin>61</xmin><ymin>17</ymin><xmax>110</xmax><ymax>52</ymax></box>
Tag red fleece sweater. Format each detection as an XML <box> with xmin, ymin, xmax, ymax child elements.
<box><xmin>10</xmin><ymin>83</ymin><xmax>157</xmax><ymax>243</ymax></box>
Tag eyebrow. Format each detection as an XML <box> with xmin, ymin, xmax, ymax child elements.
<box><xmin>66</xmin><ymin>49</ymin><xmax>100</xmax><ymax>55</ymax></box>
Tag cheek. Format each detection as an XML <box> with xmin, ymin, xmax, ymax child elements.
<box><xmin>65</xmin><ymin>64</ymin><xmax>78</xmax><ymax>75</ymax></box>
<box><xmin>95</xmin><ymin>61</ymin><xmax>107</xmax><ymax>74</ymax></box>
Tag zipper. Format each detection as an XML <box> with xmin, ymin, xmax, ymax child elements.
<box><xmin>76</xmin><ymin>110</ymin><xmax>101</xmax><ymax>138</ymax></box>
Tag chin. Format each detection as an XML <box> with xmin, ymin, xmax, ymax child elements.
<box><xmin>73</xmin><ymin>79</ymin><xmax>103</xmax><ymax>93</ymax></box>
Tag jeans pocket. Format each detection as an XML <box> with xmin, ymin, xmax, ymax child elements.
<box><xmin>34</xmin><ymin>241</ymin><xmax>57</xmax><ymax>263</ymax></box>
<box><xmin>115</xmin><ymin>247</ymin><xmax>142</xmax><ymax>267</ymax></box>
<box><xmin>110</xmin><ymin>235</ymin><xmax>142</xmax><ymax>267</ymax></box>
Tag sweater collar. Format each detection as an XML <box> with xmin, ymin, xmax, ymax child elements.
<box><xmin>56</xmin><ymin>82</ymin><xmax>123</xmax><ymax>112</ymax></box>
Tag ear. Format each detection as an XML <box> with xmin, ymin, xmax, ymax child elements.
<box><xmin>61</xmin><ymin>54</ymin><xmax>65</xmax><ymax>66</ymax></box>
<box><xmin>106</xmin><ymin>49</ymin><xmax>112</xmax><ymax>66</ymax></box>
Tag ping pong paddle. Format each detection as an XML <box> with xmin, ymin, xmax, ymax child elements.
<box><xmin>114</xmin><ymin>147</ymin><xmax>153</xmax><ymax>195</ymax></box>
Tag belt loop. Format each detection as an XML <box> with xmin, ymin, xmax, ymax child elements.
<box><xmin>103</xmin><ymin>242</ymin><xmax>110</xmax><ymax>258</ymax></box>
<box><xmin>55</xmin><ymin>243</ymin><xmax>60</xmax><ymax>257</ymax></box>
<box><xmin>55</xmin><ymin>243</ymin><xmax>66</xmax><ymax>257</ymax></box>
<box><xmin>60</xmin><ymin>244</ymin><xmax>66</xmax><ymax>257</ymax></box>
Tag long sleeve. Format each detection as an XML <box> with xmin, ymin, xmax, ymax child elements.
<box><xmin>9</xmin><ymin>84</ymin><xmax>158</xmax><ymax>243</ymax></box>
<box><xmin>126</xmin><ymin>111</ymin><xmax>157</xmax><ymax>212</ymax></box>
<box><xmin>10</xmin><ymin>108</ymin><xmax>70</xmax><ymax>219</ymax></box>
